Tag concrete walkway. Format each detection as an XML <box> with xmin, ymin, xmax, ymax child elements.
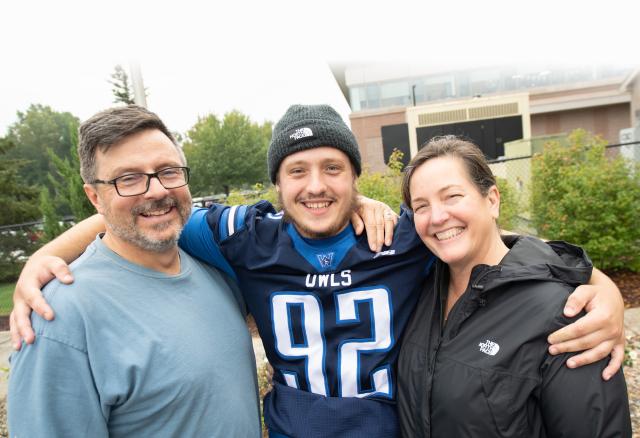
<box><xmin>0</xmin><ymin>332</ymin><xmax>10</xmax><ymax>399</ymax></box>
<box><xmin>626</xmin><ymin>308</ymin><xmax>640</xmax><ymax>338</ymax></box>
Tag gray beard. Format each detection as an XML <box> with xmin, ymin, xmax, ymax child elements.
<box><xmin>108</xmin><ymin>220</ymin><xmax>182</xmax><ymax>253</ymax></box>
<box><xmin>104</xmin><ymin>196</ymin><xmax>191</xmax><ymax>253</ymax></box>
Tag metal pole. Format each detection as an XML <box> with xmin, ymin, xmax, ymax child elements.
<box><xmin>129</xmin><ymin>61</ymin><xmax>147</xmax><ymax>107</ymax></box>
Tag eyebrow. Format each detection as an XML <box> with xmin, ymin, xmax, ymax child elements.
<box><xmin>284</xmin><ymin>159</ymin><xmax>345</xmax><ymax>168</ymax></box>
<box><xmin>109</xmin><ymin>161</ymin><xmax>182</xmax><ymax>177</ymax></box>
<box><xmin>438</xmin><ymin>184</ymin><xmax>463</xmax><ymax>193</ymax></box>
<box><xmin>283</xmin><ymin>160</ymin><xmax>308</xmax><ymax>168</ymax></box>
<box><xmin>411</xmin><ymin>184</ymin><xmax>464</xmax><ymax>203</ymax></box>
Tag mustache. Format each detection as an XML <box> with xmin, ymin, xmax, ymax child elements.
<box><xmin>296</xmin><ymin>194</ymin><xmax>336</xmax><ymax>203</ymax></box>
<box><xmin>131</xmin><ymin>197</ymin><xmax>179</xmax><ymax>215</ymax></box>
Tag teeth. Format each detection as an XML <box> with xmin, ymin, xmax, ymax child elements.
<box><xmin>435</xmin><ymin>227</ymin><xmax>464</xmax><ymax>241</ymax></box>
<box><xmin>142</xmin><ymin>208</ymin><xmax>171</xmax><ymax>217</ymax></box>
<box><xmin>305</xmin><ymin>202</ymin><xmax>330</xmax><ymax>209</ymax></box>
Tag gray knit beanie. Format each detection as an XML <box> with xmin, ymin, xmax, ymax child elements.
<box><xmin>267</xmin><ymin>104</ymin><xmax>362</xmax><ymax>183</ymax></box>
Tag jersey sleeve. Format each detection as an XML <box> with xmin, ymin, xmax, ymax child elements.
<box><xmin>8</xmin><ymin>336</ymin><xmax>109</xmax><ymax>436</ymax></box>
<box><xmin>179</xmin><ymin>201</ymin><xmax>280</xmax><ymax>278</ymax></box>
<box><xmin>178</xmin><ymin>206</ymin><xmax>242</xmax><ymax>280</ymax></box>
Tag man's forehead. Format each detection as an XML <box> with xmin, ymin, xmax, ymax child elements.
<box><xmin>281</xmin><ymin>146</ymin><xmax>350</xmax><ymax>165</ymax></box>
<box><xmin>94</xmin><ymin>130</ymin><xmax>182</xmax><ymax>174</ymax></box>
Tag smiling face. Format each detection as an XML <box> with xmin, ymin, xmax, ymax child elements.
<box><xmin>84</xmin><ymin>129</ymin><xmax>192</xmax><ymax>254</ymax></box>
<box><xmin>409</xmin><ymin>155</ymin><xmax>502</xmax><ymax>272</ymax></box>
<box><xmin>276</xmin><ymin>146</ymin><xmax>357</xmax><ymax>239</ymax></box>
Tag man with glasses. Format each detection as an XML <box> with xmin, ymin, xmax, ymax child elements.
<box><xmin>8</xmin><ymin>105</ymin><xmax>262</xmax><ymax>436</ymax></box>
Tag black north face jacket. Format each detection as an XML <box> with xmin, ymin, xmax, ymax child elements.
<box><xmin>397</xmin><ymin>236</ymin><xmax>631</xmax><ymax>438</ymax></box>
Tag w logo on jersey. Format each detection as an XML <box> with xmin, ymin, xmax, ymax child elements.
<box><xmin>316</xmin><ymin>252</ymin><xmax>335</xmax><ymax>268</ymax></box>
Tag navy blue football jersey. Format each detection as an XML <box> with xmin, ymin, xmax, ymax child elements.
<box><xmin>179</xmin><ymin>201</ymin><xmax>435</xmax><ymax>437</ymax></box>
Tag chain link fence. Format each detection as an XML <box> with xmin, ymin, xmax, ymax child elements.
<box><xmin>488</xmin><ymin>141</ymin><xmax>640</xmax><ymax>234</ymax></box>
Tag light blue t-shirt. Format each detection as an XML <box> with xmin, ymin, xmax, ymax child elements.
<box><xmin>8</xmin><ymin>236</ymin><xmax>261</xmax><ymax>437</ymax></box>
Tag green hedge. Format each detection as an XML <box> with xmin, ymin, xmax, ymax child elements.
<box><xmin>356</xmin><ymin>150</ymin><xmax>404</xmax><ymax>214</ymax></box>
<box><xmin>495</xmin><ymin>177</ymin><xmax>519</xmax><ymax>231</ymax></box>
<box><xmin>531</xmin><ymin>129</ymin><xmax>640</xmax><ymax>271</ymax></box>
<box><xmin>0</xmin><ymin>229</ymin><xmax>42</xmax><ymax>283</ymax></box>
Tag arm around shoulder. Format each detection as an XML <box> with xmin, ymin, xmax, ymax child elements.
<box><xmin>34</xmin><ymin>213</ymin><xmax>106</xmax><ymax>263</ymax></box>
<box><xmin>11</xmin><ymin>214</ymin><xmax>106</xmax><ymax>347</ymax></box>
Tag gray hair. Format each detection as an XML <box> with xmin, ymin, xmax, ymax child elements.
<box><xmin>78</xmin><ymin>105</ymin><xmax>185</xmax><ymax>182</ymax></box>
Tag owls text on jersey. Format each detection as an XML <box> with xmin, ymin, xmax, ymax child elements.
<box><xmin>179</xmin><ymin>201</ymin><xmax>435</xmax><ymax>437</ymax></box>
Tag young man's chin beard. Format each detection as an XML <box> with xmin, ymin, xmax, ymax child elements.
<box><xmin>290</xmin><ymin>218</ymin><xmax>350</xmax><ymax>239</ymax></box>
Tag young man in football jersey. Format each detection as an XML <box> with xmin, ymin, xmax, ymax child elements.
<box><xmin>12</xmin><ymin>105</ymin><xmax>625</xmax><ymax>438</ymax></box>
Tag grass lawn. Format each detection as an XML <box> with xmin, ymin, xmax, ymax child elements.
<box><xmin>0</xmin><ymin>283</ymin><xmax>15</xmax><ymax>316</ymax></box>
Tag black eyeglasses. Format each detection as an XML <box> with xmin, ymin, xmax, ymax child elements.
<box><xmin>91</xmin><ymin>166</ymin><xmax>190</xmax><ymax>197</ymax></box>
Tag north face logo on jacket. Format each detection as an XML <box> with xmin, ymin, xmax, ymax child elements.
<box><xmin>479</xmin><ymin>339</ymin><xmax>500</xmax><ymax>356</ymax></box>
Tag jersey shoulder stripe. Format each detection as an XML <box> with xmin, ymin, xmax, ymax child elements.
<box><xmin>178</xmin><ymin>207</ymin><xmax>237</xmax><ymax>280</ymax></box>
<box><xmin>219</xmin><ymin>204</ymin><xmax>249</xmax><ymax>240</ymax></box>
<box><xmin>213</xmin><ymin>201</ymin><xmax>277</xmax><ymax>240</ymax></box>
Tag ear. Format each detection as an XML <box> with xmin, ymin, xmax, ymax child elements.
<box><xmin>275</xmin><ymin>182</ymin><xmax>281</xmax><ymax>193</ymax></box>
<box><xmin>83</xmin><ymin>184</ymin><xmax>104</xmax><ymax>215</ymax></box>
<box><xmin>486</xmin><ymin>185</ymin><xmax>501</xmax><ymax>220</ymax></box>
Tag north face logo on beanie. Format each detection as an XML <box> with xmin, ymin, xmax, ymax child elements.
<box><xmin>267</xmin><ymin>104</ymin><xmax>362</xmax><ymax>183</ymax></box>
<box><xmin>289</xmin><ymin>127</ymin><xmax>314</xmax><ymax>141</ymax></box>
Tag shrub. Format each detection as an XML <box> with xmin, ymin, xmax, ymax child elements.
<box><xmin>531</xmin><ymin>129</ymin><xmax>640</xmax><ymax>271</ymax></box>
<box><xmin>225</xmin><ymin>183</ymin><xmax>278</xmax><ymax>207</ymax></box>
<box><xmin>495</xmin><ymin>177</ymin><xmax>519</xmax><ymax>231</ymax></box>
<box><xmin>356</xmin><ymin>149</ymin><xmax>404</xmax><ymax>213</ymax></box>
<box><xmin>0</xmin><ymin>228</ymin><xmax>42</xmax><ymax>282</ymax></box>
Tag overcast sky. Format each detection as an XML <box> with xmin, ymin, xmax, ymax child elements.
<box><xmin>1</xmin><ymin>0</ymin><xmax>637</xmax><ymax>137</ymax></box>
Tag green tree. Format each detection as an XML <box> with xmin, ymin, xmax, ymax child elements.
<box><xmin>39</xmin><ymin>125</ymin><xmax>95</xmax><ymax>242</ymax></box>
<box><xmin>0</xmin><ymin>137</ymin><xmax>40</xmax><ymax>226</ymax></box>
<box><xmin>46</xmin><ymin>127</ymin><xmax>95</xmax><ymax>221</ymax></box>
<box><xmin>531</xmin><ymin>129</ymin><xmax>640</xmax><ymax>271</ymax></box>
<box><xmin>0</xmin><ymin>137</ymin><xmax>42</xmax><ymax>281</ymax></box>
<box><xmin>109</xmin><ymin>65</ymin><xmax>135</xmax><ymax>105</ymax></box>
<box><xmin>184</xmin><ymin>111</ymin><xmax>272</xmax><ymax>196</ymax></box>
<box><xmin>5</xmin><ymin>104</ymin><xmax>80</xmax><ymax>190</ymax></box>
<box><xmin>39</xmin><ymin>187</ymin><xmax>65</xmax><ymax>242</ymax></box>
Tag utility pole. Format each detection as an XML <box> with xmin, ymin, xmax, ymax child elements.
<box><xmin>129</xmin><ymin>61</ymin><xmax>147</xmax><ymax>108</ymax></box>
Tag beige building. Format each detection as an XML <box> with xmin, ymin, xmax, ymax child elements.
<box><xmin>331</xmin><ymin>65</ymin><xmax>640</xmax><ymax>171</ymax></box>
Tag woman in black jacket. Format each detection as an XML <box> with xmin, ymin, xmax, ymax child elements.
<box><xmin>396</xmin><ymin>136</ymin><xmax>631</xmax><ymax>437</ymax></box>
